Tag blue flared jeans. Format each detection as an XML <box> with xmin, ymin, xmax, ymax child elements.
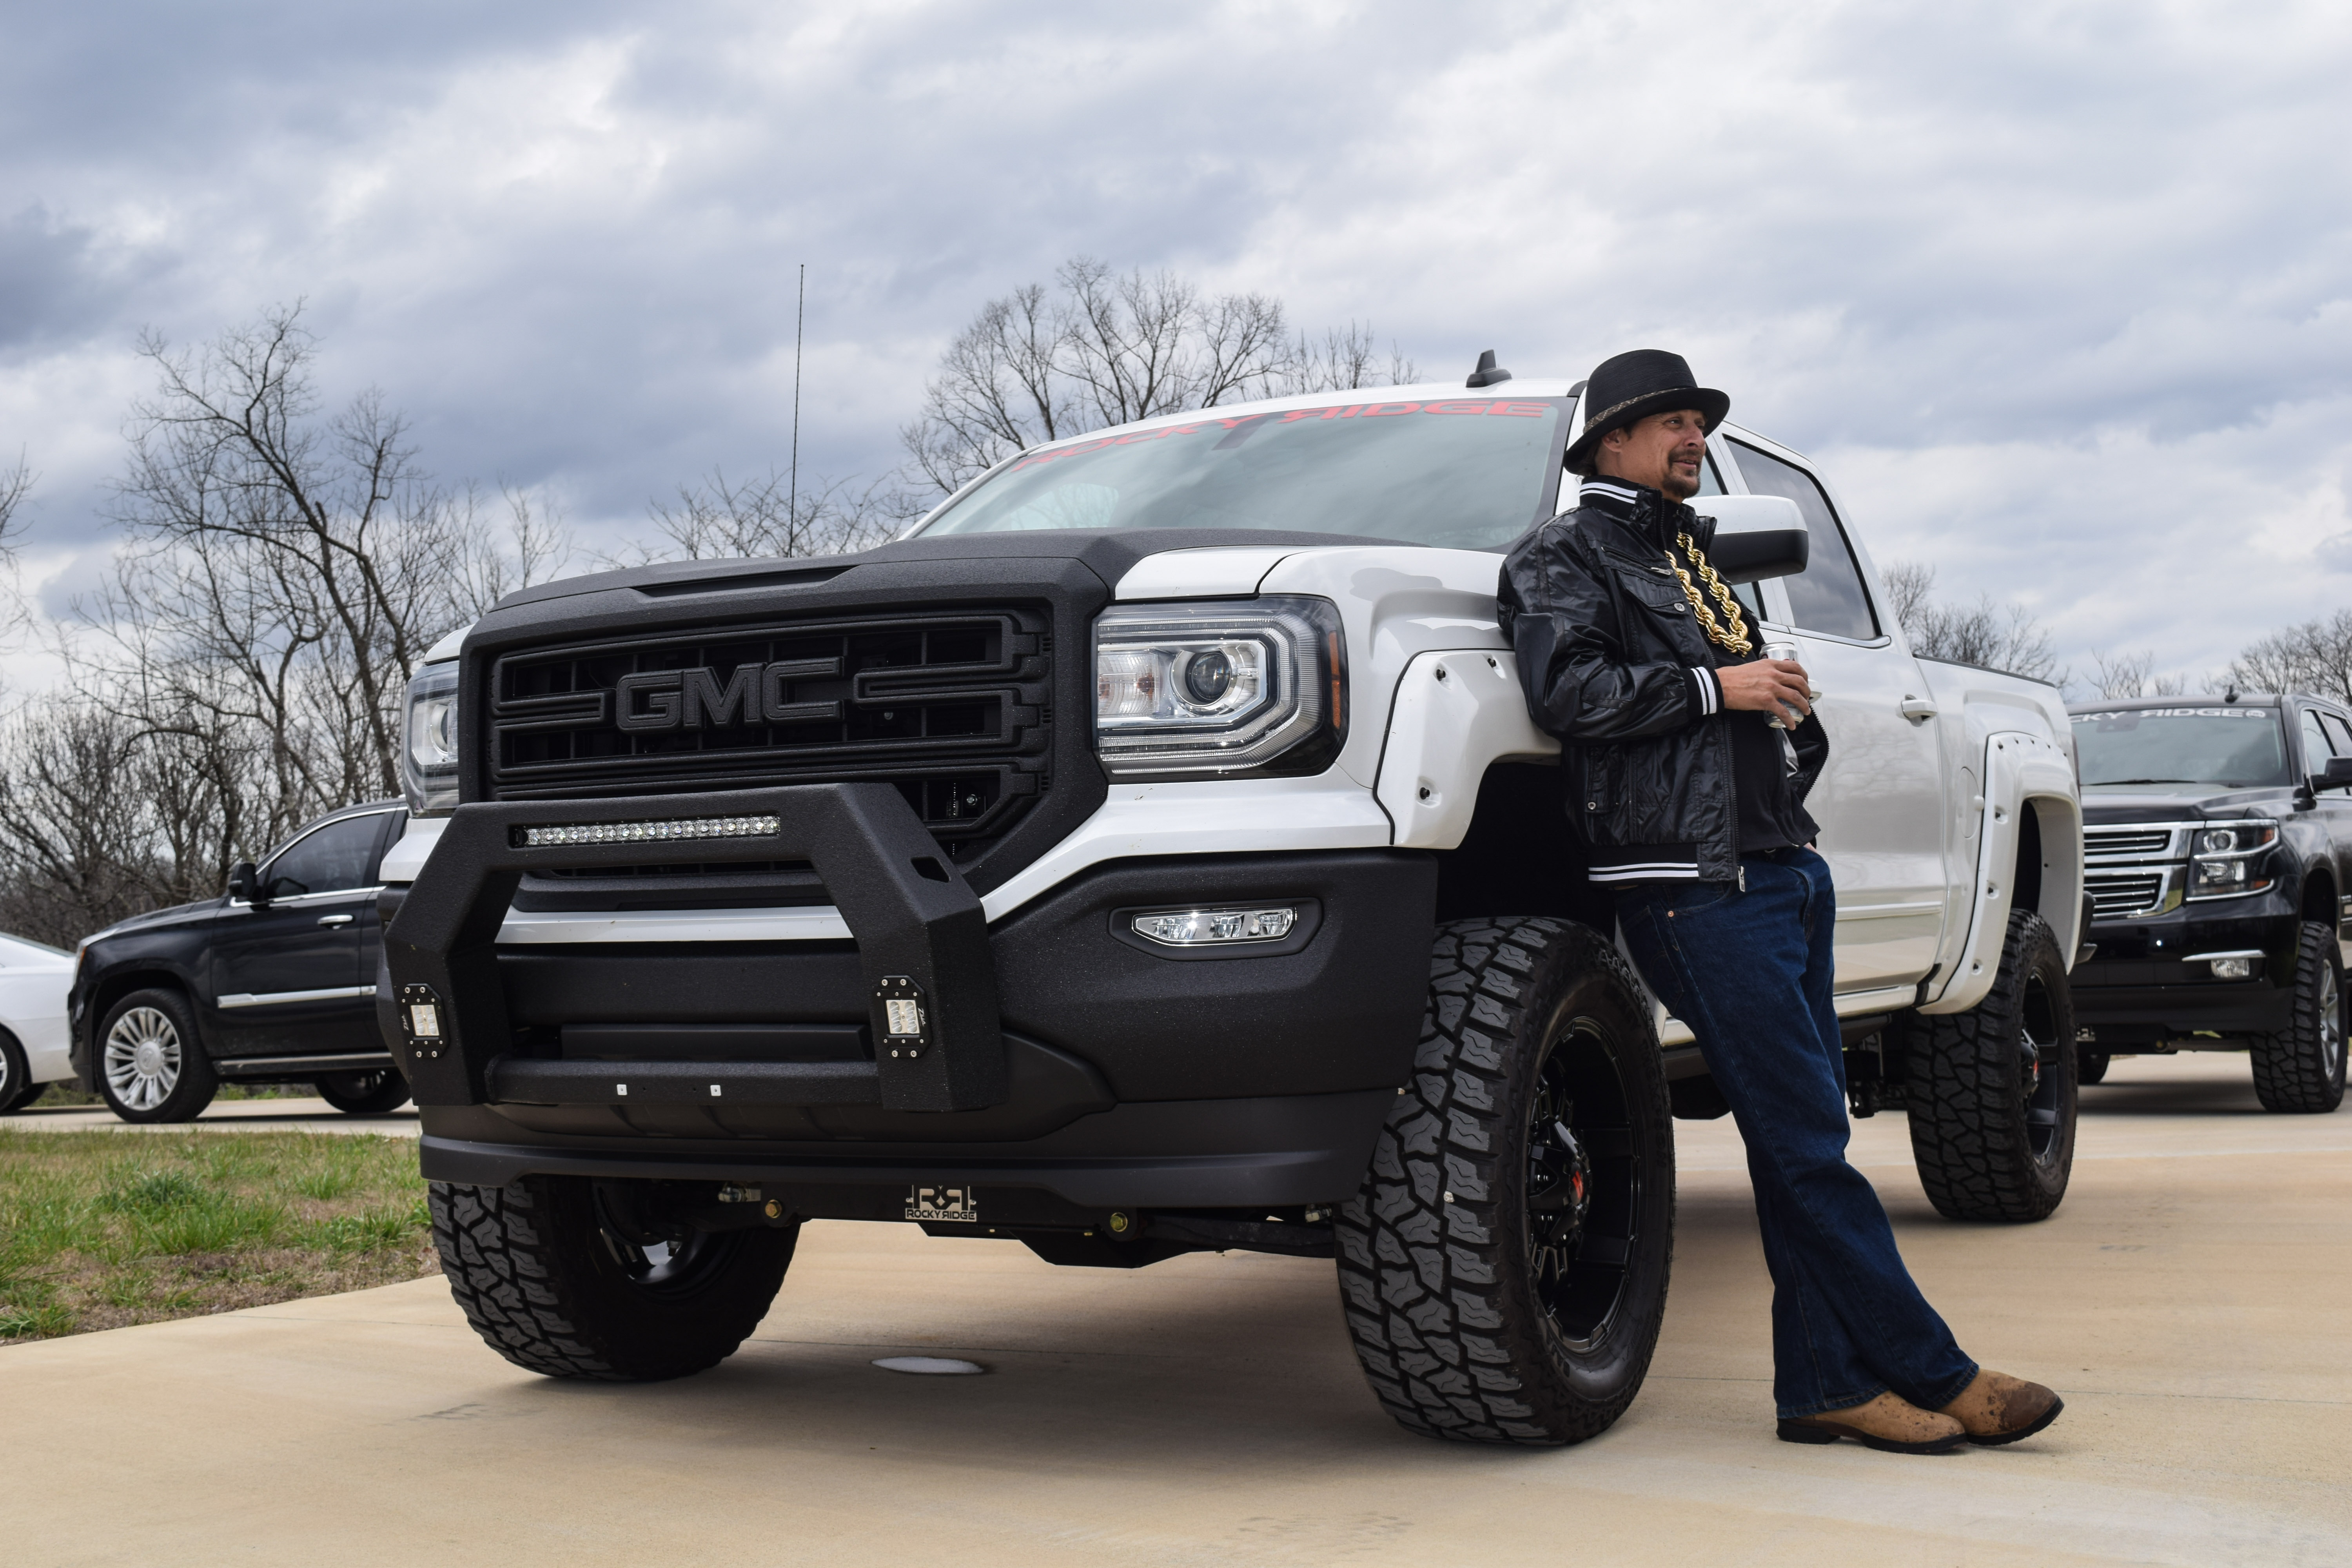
<box><xmin>1615</xmin><ymin>847</ymin><xmax>1978</xmax><ymax>1419</ymax></box>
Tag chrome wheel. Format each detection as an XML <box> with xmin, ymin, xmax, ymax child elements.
<box><xmin>104</xmin><ymin>1006</ymin><xmax>182</xmax><ymax>1112</ymax></box>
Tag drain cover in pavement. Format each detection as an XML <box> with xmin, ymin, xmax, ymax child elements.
<box><xmin>872</xmin><ymin>1356</ymin><xmax>986</xmax><ymax>1376</ymax></box>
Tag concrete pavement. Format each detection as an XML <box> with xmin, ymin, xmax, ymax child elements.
<box><xmin>2</xmin><ymin>1053</ymin><xmax>2346</xmax><ymax>1566</ymax></box>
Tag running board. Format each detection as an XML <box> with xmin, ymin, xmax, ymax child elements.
<box><xmin>215</xmin><ymin>1051</ymin><xmax>397</xmax><ymax>1077</ymax></box>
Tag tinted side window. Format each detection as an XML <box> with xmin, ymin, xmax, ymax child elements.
<box><xmin>1730</xmin><ymin>441</ymin><xmax>1878</xmax><ymax>640</ymax></box>
<box><xmin>263</xmin><ymin>815</ymin><xmax>386</xmax><ymax>900</ymax></box>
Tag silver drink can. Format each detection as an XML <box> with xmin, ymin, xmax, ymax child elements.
<box><xmin>1760</xmin><ymin>639</ymin><xmax>1802</xmax><ymax>728</ymax></box>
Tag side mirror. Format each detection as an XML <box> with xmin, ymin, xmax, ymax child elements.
<box><xmin>2311</xmin><ymin>757</ymin><xmax>2352</xmax><ymax>792</ymax></box>
<box><xmin>1695</xmin><ymin>495</ymin><xmax>1809</xmax><ymax>584</ymax></box>
<box><xmin>227</xmin><ymin>862</ymin><xmax>261</xmax><ymax>904</ymax></box>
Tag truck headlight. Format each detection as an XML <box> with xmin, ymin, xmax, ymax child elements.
<box><xmin>403</xmin><ymin>662</ymin><xmax>461</xmax><ymax>815</ymax></box>
<box><xmin>2186</xmin><ymin>819</ymin><xmax>2277</xmax><ymax>901</ymax></box>
<box><xmin>1093</xmin><ymin>597</ymin><xmax>1345</xmax><ymax>778</ymax></box>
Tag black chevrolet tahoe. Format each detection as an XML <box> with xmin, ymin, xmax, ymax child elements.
<box><xmin>2070</xmin><ymin>693</ymin><xmax>2352</xmax><ymax>1111</ymax></box>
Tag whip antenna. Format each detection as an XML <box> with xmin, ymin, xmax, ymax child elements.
<box><xmin>789</xmin><ymin>263</ymin><xmax>806</xmax><ymax>531</ymax></box>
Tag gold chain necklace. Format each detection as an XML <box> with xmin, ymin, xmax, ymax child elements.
<box><xmin>1671</xmin><ymin>532</ymin><xmax>1754</xmax><ymax>655</ymax></box>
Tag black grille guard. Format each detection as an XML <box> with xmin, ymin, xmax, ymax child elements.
<box><xmin>381</xmin><ymin>783</ymin><xmax>1007</xmax><ymax>1112</ymax></box>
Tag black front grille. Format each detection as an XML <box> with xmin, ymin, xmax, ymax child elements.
<box><xmin>485</xmin><ymin>608</ymin><xmax>1053</xmax><ymax>860</ymax></box>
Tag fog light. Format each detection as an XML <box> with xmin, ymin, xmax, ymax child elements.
<box><xmin>2209</xmin><ymin>956</ymin><xmax>2254</xmax><ymax>980</ymax></box>
<box><xmin>1132</xmin><ymin>907</ymin><xmax>1297</xmax><ymax>946</ymax></box>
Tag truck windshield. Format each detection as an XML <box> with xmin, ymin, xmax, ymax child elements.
<box><xmin>918</xmin><ymin>397</ymin><xmax>1569</xmax><ymax>550</ymax></box>
<box><xmin>2071</xmin><ymin>707</ymin><xmax>2292</xmax><ymax>790</ymax></box>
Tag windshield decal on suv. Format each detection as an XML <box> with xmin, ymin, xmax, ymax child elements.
<box><xmin>2073</xmin><ymin>708</ymin><xmax>2274</xmax><ymax>721</ymax></box>
<box><xmin>1010</xmin><ymin>400</ymin><xmax>1555</xmax><ymax>472</ymax></box>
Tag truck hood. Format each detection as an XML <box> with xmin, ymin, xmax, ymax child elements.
<box><xmin>85</xmin><ymin>896</ymin><xmax>223</xmax><ymax>945</ymax></box>
<box><xmin>481</xmin><ymin>528</ymin><xmax>1425</xmax><ymax>613</ymax></box>
<box><xmin>2080</xmin><ymin>786</ymin><xmax>2290</xmax><ymax>822</ymax></box>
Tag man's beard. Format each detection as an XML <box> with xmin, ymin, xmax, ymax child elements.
<box><xmin>1658</xmin><ymin>451</ymin><xmax>1704</xmax><ymax>501</ymax></box>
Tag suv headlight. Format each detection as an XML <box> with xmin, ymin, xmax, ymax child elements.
<box><xmin>1093</xmin><ymin>597</ymin><xmax>1345</xmax><ymax>779</ymax></box>
<box><xmin>2186</xmin><ymin>819</ymin><xmax>2278</xmax><ymax>900</ymax></box>
<box><xmin>402</xmin><ymin>662</ymin><xmax>461</xmax><ymax>815</ymax></box>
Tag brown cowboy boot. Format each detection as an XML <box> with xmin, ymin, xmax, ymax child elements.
<box><xmin>1940</xmin><ymin>1370</ymin><xmax>2063</xmax><ymax>1445</ymax></box>
<box><xmin>1777</xmin><ymin>1392</ymin><xmax>1968</xmax><ymax>1454</ymax></box>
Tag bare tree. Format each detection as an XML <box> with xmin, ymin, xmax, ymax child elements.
<box><xmin>2231</xmin><ymin>610</ymin><xmax>2352</xmax><ymax>704</ymax></box>
<box><xmin>0</xmin><ymin>306</ymin><xmax>572</xmax><ymax>938</ymax></box>
<box><xmin>0</xmin><ymin>452</ymin><xmax>29</xmax><ymax>552</ymax></box>
<box><xmin>2088</xmin><ymin>649</ymin><xmax>2187</xmax><ymax>700</ymax></box>
<box><xmin>901</xmin><ymin>257</ymin><xmax>1416</xmax><ymax>496</ymax></box>
<box><xmin>610</xmin><ymin>468</ymin><xmax>910</xmax><ymax>566</ymax></box>
<box><xmin>1880</xmin><ymin>560</ymin><xmax>2063</xmax><ymax>683</ymax></box>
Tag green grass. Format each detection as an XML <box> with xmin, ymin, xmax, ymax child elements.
<box><xmin>0</xmin><ymin>1128</ymin><xmax>437</xmax><ymax>1345</ymax></box>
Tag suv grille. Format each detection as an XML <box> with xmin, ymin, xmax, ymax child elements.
<box><xmin>2085</xmin><ymin>871</ymin><xmax>2166</xmax><ymax>918</ymax></box>
<box><xmin>485</xmin><ymin>609</ymin><xmax>1053</xmax><ymax>860</ymax></box>
<box><xmin>2085</xmin><ymin>826</ymin><xmax>2176</xmax><ymax>858</ymax></box>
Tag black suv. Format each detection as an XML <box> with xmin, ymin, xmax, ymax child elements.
<box><xmin>2069</xmin><ymin>693</ymin><xmax>2352</xmax><ymax>1111</ymax></box>
<box><xmin>68</xmin><ymin>800</ymin><xmax>415</xmax><ymax>1122</ymax></box>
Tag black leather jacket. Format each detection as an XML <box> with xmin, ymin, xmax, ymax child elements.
<box><xmin>1499</xmin><ymin>479</ymin><xmax>1827</xmax><ymax>884</ymax></box>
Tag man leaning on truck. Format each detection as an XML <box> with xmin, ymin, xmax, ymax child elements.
<box><xmin>1498</xmin><ymin>350</ymin><xmax>2064</xmax><ymax>1454</ymax></box>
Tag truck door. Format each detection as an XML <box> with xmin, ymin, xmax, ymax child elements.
<box><xmin>1726</xmin><ymin>438</ymin><xmax>1949</xmax><ymax>996</ymax></box>
<box><xmin>210</xmin><ymin>811</ymin><xmax>394</xmax><ymax>1057</ymax></box>
<box><xmin>2307</xmin><ymin>709</ymin><xmax>2352</xmax><ymax>942</ymax></box>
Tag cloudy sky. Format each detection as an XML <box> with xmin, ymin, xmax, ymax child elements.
<box><xmin>4</xmin><ymin>0</ymin><xmax>2349</xmax><ymax>688</ymax></box>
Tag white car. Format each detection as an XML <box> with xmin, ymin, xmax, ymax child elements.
<box><xmin>0</xmin><ymin>932</ymin><xmax>78</xmax><ymax>1112</ymax></box>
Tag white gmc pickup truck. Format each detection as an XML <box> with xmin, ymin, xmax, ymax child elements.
<box><xmin>377</xmin><ymin>365</ymin><xmax>2085</xmax><ymax>1447</ymax></box>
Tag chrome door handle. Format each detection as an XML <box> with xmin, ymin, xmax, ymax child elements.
<box><xmin>316</xmin><ymin>914</ymin><xmax>355</xmax><ymax>927</ymax></box>
<box><xmin>1898</xmin><ymin>696</ymin><xmax>1937</xmax><ymax>722</ymax></box>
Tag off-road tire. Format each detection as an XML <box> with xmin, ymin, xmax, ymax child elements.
<box><xmin>430</xmin><ymin>1176</ymin><xmax>797</xmax><ymax>1381</ymax></box>
<box><xmin>2250</xmin><ymin>921</ymin><xmax>2347</xmax><ymax>1114</ymax></box>
<box><xmin>95</xmin><ymin>989</ymin><xmax>219</xmax><ymax>1124</ymax></box>
<box><xmin>2076</xmin><ymin>1050</ymin><xmax>2110</xmax><ymax>1085</ymax></box>
<box><xmin>0</xmin><ymin>1029</ymin><xmax>36</xmax><ymax>1113</ymax></box>
<box><xmin>1336</xmin><ymin>916</ymin><xmax>1675</xmax><ymax>1445</ymax></box>
<box><xmin>1906</xmin><ymin>910</ymin><xmax>2076</xmax><ymax>1222</ymax></box>
<box><xmin>313</xmin><ymin>1068</ymin><xmax>413</xmax><ymax>1114</ymax></box>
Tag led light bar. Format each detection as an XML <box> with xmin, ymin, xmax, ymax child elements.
<box><xmin>1132</xmin><ymin>907</ymin><xmax>1297</xmax><ymax>947</ymax></box>
<box><xmin>519</xmin><ymin>814</ymin><xmax>781</xmax><ymax>848</ymax></box>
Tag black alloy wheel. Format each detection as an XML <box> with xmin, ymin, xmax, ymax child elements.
<box><xmin>1337</xmin><ymin>916</ymin><xmax>1674</xmax><ymax>1445</ymax></box>
<box><xmin>312</xmin><ymin>1069</ymin><xmax>414</xmax><ymax>1115</ymax></box>
<box><xmin>430</xmin><ymin>1174</ymin><xmax>797</xmax><ymax>1381</ymax></box>
<box><xmin>1526</xmin><ymin>1019</ymin><xmax>1646</xmax><ymax>1350</ymax></box>
<box><xmin>1906</xmin><ymin>910</ymin><xmax>2078</xmax><ymax>1222</ymax></box>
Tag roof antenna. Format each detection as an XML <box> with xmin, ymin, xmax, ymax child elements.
<box><xmin>1465</xmin><ymin>349</ymin><xmax>1512</xmax><ymax>388</ymax></box>
<box><xmin>789</xmin><ymin>262</ymin><xmax>806</xmax><ymax>528</ymax></box>
<box><xmin>2224</xmin><ymin>684</ymin><xmax>2240</xmax><ymax>703</ymax></box>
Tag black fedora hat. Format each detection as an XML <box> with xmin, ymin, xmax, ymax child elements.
<box><xmin>1564</xmin><ymin>349</ymin><xmax>1729</xmax><ymax>473</ymax></box>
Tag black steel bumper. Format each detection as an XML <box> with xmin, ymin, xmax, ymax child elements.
<box><xmin>2073</xmin><ymin>904</ymin><xmax>2303</xmax><ymax>1039</ymax></box>
<box><xmin>384</xmin><ymin>783</ymin><xmax>1005</xmax><ymax>1112</ymax></box>
<box><xmin>385</xmin><ymin>784</ymin><xmax>1436</xmax><ymax>1207</ymax></box>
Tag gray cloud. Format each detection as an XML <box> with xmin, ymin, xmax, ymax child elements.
<box><xmin>1</xmin><ymin>0</ymin><xmax>2348</xmax><ymax>681</ymax></box>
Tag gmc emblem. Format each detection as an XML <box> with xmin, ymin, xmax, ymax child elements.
<box><xmin>615</xmin><ymin>659</ymin><xmax>844</xmax><ymax>732</ymax></box>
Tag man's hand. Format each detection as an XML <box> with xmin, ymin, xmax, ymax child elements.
<box><xmin>1718</xmin><ymin>658</ymin><xmax>1813</xmax><ymax>720</ymax></box>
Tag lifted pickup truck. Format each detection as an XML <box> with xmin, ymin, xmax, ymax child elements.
<box><xmin>2069</xmin><ymin>693</ymin><xmax>2352</xmax><ymax>1111</ymax></box>
<box><xmin>380</xmin><ymin>371</ymin><xmax>2085</xmax><ymax>1446</ymax></box>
